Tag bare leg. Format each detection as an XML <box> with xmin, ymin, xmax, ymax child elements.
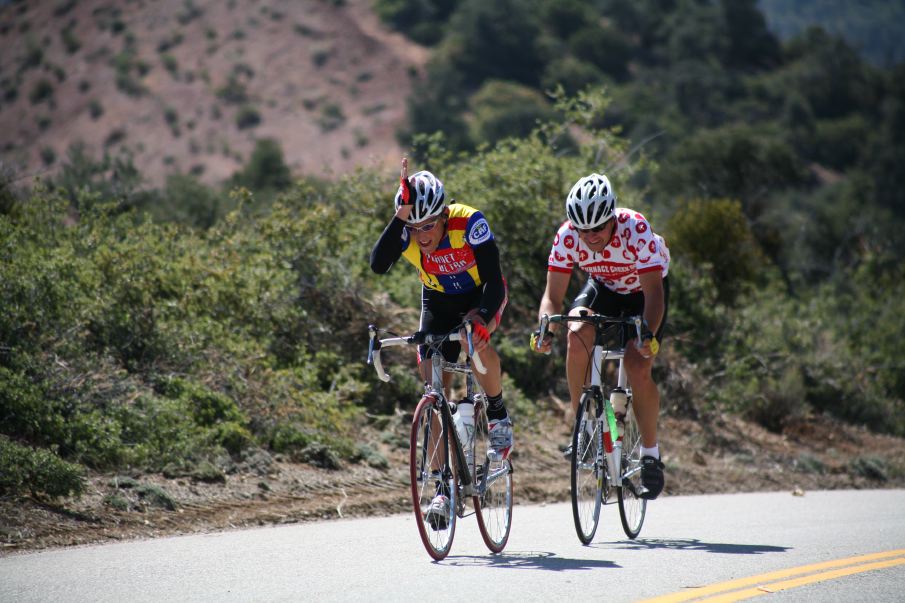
<box><xmin>419</xmin><ymin>360</ymin><xmax>455</xmax><ymax>400</ymax></box>
<box><xmin>565</xmin><ymin>315</ymin><xmax>596</xmax><ymax>418</ymax></box>
<box><xmin>471</xmin><ymin>344</ymin><xmax>502</xmax><ymax>397</ymax></box>
<box><xmin>624</xmin><ymin>344</ymin><xmax>659</xmax><ymax>448</ymax></box>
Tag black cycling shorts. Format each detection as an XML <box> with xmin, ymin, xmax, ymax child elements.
<box><xmin>418</xmin><ymin>284</ymin><xmax>508</xmax><ymax>363</ymax></box>
<box><xmin>570</xmin><ymin>276</ymin><xmax>670</xmax><ymax>345</ymax></box>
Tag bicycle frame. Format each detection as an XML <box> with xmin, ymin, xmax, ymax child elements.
<box><xmin>538</xmin><ymin>313</ymin><xmax>643</xmax><ymax>489</ymax></box>
<box><xmin>367</xmin><ymin>323</ymin><xmax>507</xmax><ymax>498</ymax></box>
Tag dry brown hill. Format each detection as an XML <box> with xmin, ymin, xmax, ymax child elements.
<box><xmin>0</xmin><ymin>0</ymin><xmax>427</xmax><ymax>187</ymax></box>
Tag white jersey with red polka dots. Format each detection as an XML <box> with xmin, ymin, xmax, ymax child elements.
<box><xmin>547</xmin><ymin>208</ymin><xmax>670</xmax><ymax>294</ymax></box>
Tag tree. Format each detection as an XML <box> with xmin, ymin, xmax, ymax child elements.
<box><xmin>444</xmin><ymin>0</ymin><xmax>545</xmax><ymax>88</ymax></box>
<box><xmin>230</xmin><ymin>139</ymin><xmax>292</xmax><ymax>194</ymax></box>
<box><xmin>468</xmin><ymin>80</ymin><xmax>556</xmax><ymax>144</ymax></box>
<box><xmin>720</xmin><ymin>0</ymin><xmax>781</xmax><ymax>70</ymax></box>
<box><xmin>653</xmin><ymin>125</ymin><xmax>810</xmax><ymax>218</ymax></box>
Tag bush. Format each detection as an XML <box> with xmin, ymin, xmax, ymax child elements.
<box><xmin>317</xmin><ymin>102</ymin><xmax>345</xmax><ymax>131</ymax></box>
<box><xmin>444</xmin><ymin>0</ymin><xmax>545</xmax><ymax>88</ymax></box>
<box><xmin>230</xmin><ymin>138</ymin><xmax>292</xmax><ymax>193</ymax></box>
<box><xmin>665</xmin><ymin>198</ymin><xmax>767</xmax><ymax>304</ymax></box>
<box><xmin>235</xmin><ymin>105</ymin><xmax>261</xmax><ymax>129</ymax></box>
<box><xmin>541</xmin><ymin>57</ymin><xmax>604</xmax><ymax>96</ymax></box>
<box><xmin>88</xmin><ymin>99</ymin><xmax>104</xmax><ymax>119</ymax></box>
<box><xmin>653</xmin><ymin>125</ymin><xmax>811</xmax><ymax>219</ymax></box>
<box><xmin>568</xmin><ymin>24</ymin><xmax>633</xmax><ymax>81</ymax></box>
<box><xmin>29</xmin><ymin>79</ymin><xmax>54</xmax><ymax>104</ymax></box>
<box><xmin>374</xmin><ymin>0</ymin><xmax>457</xmax><ymax>46</ymax></box>
<box><xmin>0</xmin><ymin>436</ymin><xmax>85</xmax><ymax>498</ymax></box>
<box><xmin>468</xmin><ymin>80</ymin><xmax>557</xmax><ymax>145</ymax></box>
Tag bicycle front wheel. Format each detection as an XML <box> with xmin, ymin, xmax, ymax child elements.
<box><xmin>472</xmin><ymin>398</ymin><xmax>513</xmax><ymax>553</ymax></box>
<box><xmin>617</xmin><ymin>405</ymin><xmax>647</xmax><ymax>538</ymax></box>
<box><xmin>571</xmin><ymin>391</ymin><xmax>603</xmax><ymax>545</ymax></box>
<box><xmin>410</xmin><ymin>394</ymin><xmax>457</xmax><ymax>560</ymax></box>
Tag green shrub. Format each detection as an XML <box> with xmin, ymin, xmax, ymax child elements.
<box><xmin>317</xmin><ymin>102</ymin><xmax>345</xmax><ymax>131</ymax></box>
<box><xmin>136</xmin><ymin>483</ymin><xmax>177</xmax><ymax>510</ymax></box>
<box><xmin>541</xmin><ymin>57</ymin><xmax>604</xmax><ymax>96</ymax></box>
<box><xmin>235</xmin><ymin>105</ymin><xmax>261</xmax><ymax>129</ymax></box>
<box><xmin>569</xmin><ymin>24</ymin><xmax>632</xmax><ymax>81</ymax></box>
<box><xmin>190</xmin><ymin>460</ymin><xmax>226</xmax><ymax>483</ymax></box>
<box><xmin>653</xmin><ymin>125</ymin><xmax>811</xmax><ymax>219</ymax></box>
<box><xmin>230</xmin><ymin>138</ymin><xmax>292</xmax><ymax>193</ymax></box>
<box><xmin>666</xmin><ymin>198</ymin><xmax>767</xmax><ymax>304</ymax></box>
<box><xmin>374</xmin><ymin>0</ymin><xmax>457</xmax><ymax>46</ymax></box>
<box><xmin>29</xmin><ymin>78</ymin><xmax>54</xmax><ymax>104</ymax></box>
<box><xmin>61</xmin><ymin>26</ymin><xmax>81</xmax><ymax>54</ymax></box>
<box><xmin>468</xmin><ymin>80</ymin><xmax>556</xmax><ymax>144</ymax></box>
<box><xmin>88</xmin><ymin>99</ymin><xmax>104</xmax><ymax>119</ymax></box>
<box><xmin>0</xmin><ymin>436</ymin><xmax>85</xmax><ymax>498</ymax></box>
<box><xmin>161</xmin><ymin>53</ymin><xmax>179</xmax><ymax>76</ymax></box>
<box><xmin>211</xmin><ymin>422</ymin><xmax>252</xmax><ymax>455</ymax></box>
<box><xmin>40</xmin><ymin>146</ymin><xmax>56</xmax><ymax>165</ymax></box>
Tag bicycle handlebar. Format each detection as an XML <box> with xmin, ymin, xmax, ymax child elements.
<box><xmin>367</xmin><ymin>321</ymin><xmax>487</xmax><ymax>382</ymax></box>
<box><xmin>536</xmin><ymin>312</ymin><xmax>644</xmax><ymax>352</ymax></box>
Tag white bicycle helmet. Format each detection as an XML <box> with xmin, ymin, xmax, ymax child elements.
<box><xmin>565</xmin><ymin>173</ymin><xmax>616</xmax><ymax>229</ymax></box>
<box><xmin>394</xmin><ymin>170</ymin><xmax>446</xmax><ymax>224</ymax></box>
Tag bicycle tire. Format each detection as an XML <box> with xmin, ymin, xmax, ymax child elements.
<box><xmin>472</xmin><ymin>397</ymin><xmax>513</xmax><ymax>553</ymax></box>
<box><xmin>571</xmin><ymin>390</ymin><xmax>603</xmax><ymax>545</ymax></box>
<box><xmin>409</xmin><ymin>394</ymin><xmax>457</xmax><ymax>560</ymax></box>
<box><xmin>617</xmin><ymin>405</ymin><xmax>647</xmax><ymax>538</ymax></box>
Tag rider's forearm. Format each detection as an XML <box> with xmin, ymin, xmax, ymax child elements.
<box><xmin>537</xmin><ymin>270</ymin><xmax>570</xmax><ymax>330</ymax></box>
<box><xmin>642</xmin><ymin>288</ymin><xmax>665</xmax><ymax>336</ymax></box>
<box><xmin>474</xmin><ymin>240</ymin><xmax>505</xmax><ymax>324</ymax></box>
<box><xmin>369</xmin><ymin>217</ymin><xmax>406</xmax><ymax>274</ymax></box>
<box><xmin>538</xmin><ymin>294</ymin><xmax>562</xmax><ymax>320</ymax></box>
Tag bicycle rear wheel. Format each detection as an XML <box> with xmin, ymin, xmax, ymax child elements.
<box><xmin>571</xmin><ymin>390</ymin><xmax>603</xmax><ymax>545</ymax></box>
<box><xmin>617</xmin><ymin>404</ymin><xmax>647</xmax><ymax>538</ymax></box>
<box><xmin>410</xmin><ymin>394</ymin><xmax>457</xmax><ymax>560</ymax></box>
<box><xmin>472</xmin><ymin>398</ymin><xmax>513</xmax><ymax>553</ymax></box>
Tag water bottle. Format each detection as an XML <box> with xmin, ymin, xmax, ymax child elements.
<box><xmin>610</xmin><ymin>388</ymin><xmax>627</xmax><ymax>418</ymax></box>
<box><xmin>454</xmin><ymin>400</ymin><xmax>475</xmax><ymax>471</ymax></box>
<box><xmin>610</xmin><ymin>388</ymin><xmax>628</xmax><ymax>441</ymax></box>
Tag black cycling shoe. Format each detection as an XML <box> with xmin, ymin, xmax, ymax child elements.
<box><xmin>640</xmin><ymin>456</ymin><xmax>665</xmax><ymax>499</ymax></box>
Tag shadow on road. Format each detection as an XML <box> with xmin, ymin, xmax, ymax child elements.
<box><xmin>442</xmin><ymin>551</ymin><xmax>620</xmax><ymax>571</ymax></box>
<box><xmin>593</xmin><ymin>538</ymin><xmax>791</xmax><ymax>555</ymax></box>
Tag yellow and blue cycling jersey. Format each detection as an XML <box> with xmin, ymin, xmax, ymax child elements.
<box><xmin>400</xmin><ymin>203</ymin><xmax>495</xmax><ymax>294</ymax></box>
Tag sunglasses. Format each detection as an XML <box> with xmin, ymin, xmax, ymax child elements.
<box><xmin>577</xmin><ymin>221</ymin><xmax>610</xmax><ymax>235</ymax></box>
<box><xmin>406</xmin><ymin>219</ymin><xmax>443</xmax><ymax>233</ymax></box>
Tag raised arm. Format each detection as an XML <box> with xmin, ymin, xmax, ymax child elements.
<box><xmin>370</xmin><ymin>157</ymin><xmax>414</xmax><ymax>274</ymax></box>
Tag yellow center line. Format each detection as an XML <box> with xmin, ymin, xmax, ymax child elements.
<box><xmin>698</xmin><ymin>557</ymin><xmax>905</xmax><ymax>603</ymax></box>
<box><xmin>639</xmin><ymin>549</ymin><xmax>905</xmax><ymax>603</ymax></box>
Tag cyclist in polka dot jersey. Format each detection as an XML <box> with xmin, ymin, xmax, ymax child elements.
<box><xmin>533</xmin><ymin>173</ymin><xmax>671</xmax><ymax>500</ymax></box>
<box><xmin>547</xmin><ymin>208</ymin><xmax>670</xmax><ymax>293</ymax></box>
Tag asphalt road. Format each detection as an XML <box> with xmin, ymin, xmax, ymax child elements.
<box><xmin>2</xmin><ymin>489</ymin><xmax>904</xmax><ymax>602</ymax></box>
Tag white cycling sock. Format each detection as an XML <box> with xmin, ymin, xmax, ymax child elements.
<box><xmin>641</xmin><ymin>445</ymin><xmax>660</xmax><ymax>459</ymax></box>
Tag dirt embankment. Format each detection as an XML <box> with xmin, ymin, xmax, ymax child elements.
<box><xmin>2</xmin><ymin>407</ymin><xmax>903</xmax><ymax>556</ymax></box>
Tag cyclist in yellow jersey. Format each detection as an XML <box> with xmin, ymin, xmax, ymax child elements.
<box><xmin>370</xmin><ymin>159</ymin><xmax>513</xmax><ymax>468</ymax></box>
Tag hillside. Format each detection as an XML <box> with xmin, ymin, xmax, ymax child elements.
<box><xmin>0</xmin><ymin>0</ymin><xmax>427</xmax><ymax>187</ymax></box>
<box><xmin>759</xmin><ymin>0</ymin><xmax>905</xmax><ymax>67</ymax></box>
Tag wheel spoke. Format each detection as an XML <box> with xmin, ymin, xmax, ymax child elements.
<box><xmin>571</xmin><ymin>393</ymin><xmax>602</xmax><ymax>544</ymax></box>
<box><xmin>410</xmin><ymin>396</ymin><xmax>456</xmax><ymax>559</ymax></box>
<box><xmin>473</xmin><ymin>398</ymin><xmax>512</xmax><ymax>553</ymax></box>
<box><xmin>617</xmin><ymin>406</ymin><xmax>647</xmax><ymax>538</ymax></box>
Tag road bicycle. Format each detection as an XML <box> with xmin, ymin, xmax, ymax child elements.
<box><xmin>368</xmin><ymin>321</ymin><xmax>513</xmax><ymax>560</ymax></box>
<box><xmin>537</xmin><ymin>312</ymin><xmax>647</xmax><ymax>543</ymax></box>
